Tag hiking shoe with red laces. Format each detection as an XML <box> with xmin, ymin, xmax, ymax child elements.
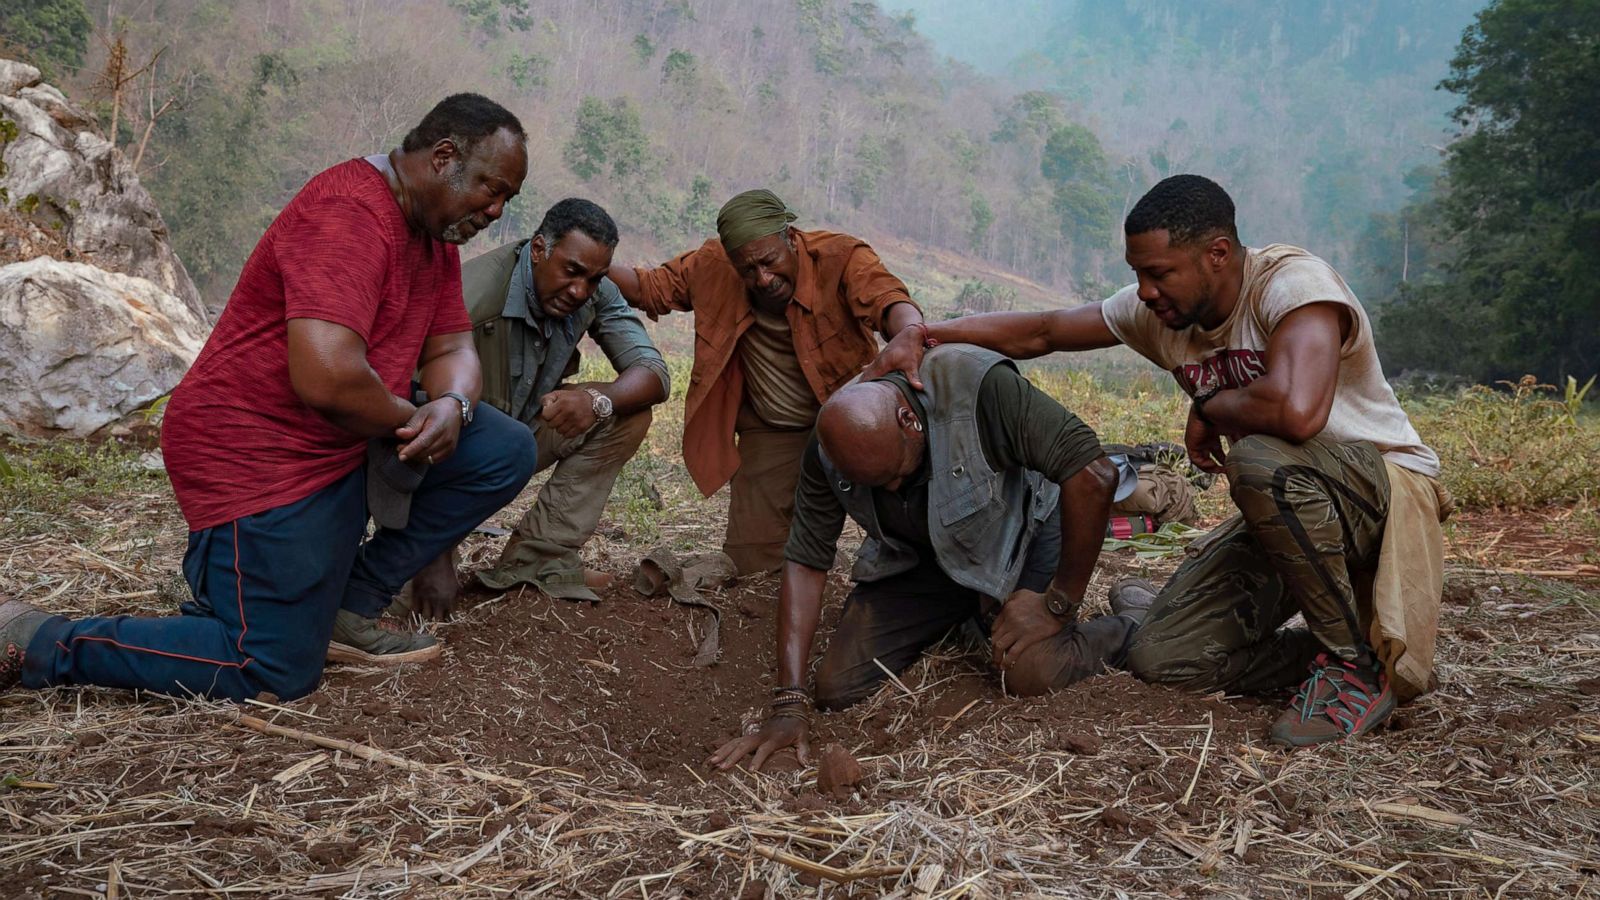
<box><xmin>1</xmin><ymin>599</ymin><xmax>50</xmax><ymax>691</ymax></box>
<box><xmin>1270</xmin><ymin>653</ymin><xmax>1395</xmax><ymax>748</ymax></box>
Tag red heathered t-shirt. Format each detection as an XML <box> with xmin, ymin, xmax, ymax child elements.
<box><xmin>161</xmin><ymin>158</ymin><xmax>471</xmax><ymax>531</ymax></box>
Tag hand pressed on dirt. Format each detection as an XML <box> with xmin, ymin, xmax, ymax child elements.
<box><xmin>707</xmin><ymin>716</ymin><xmax>811</xmax><ymax>772</ymax></box>
<box><xmin>410</xmin><ymin>552</ymin><xmax>461</xmax><ymax>621</ymax></box>
<box><xmin>991</xmin><ymin>588</ymin><xmax>1065</xmax><ymax>671</ymax></box>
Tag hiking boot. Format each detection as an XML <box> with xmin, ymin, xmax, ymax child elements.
<box><xmin>1270</xmin><ymin>653</ymin><xmax>1396</xmax><ymax>748</ymax></box>
<box><xmin>1108</xmin><ymin>577</ymin><xmax>1159</xmax><ymax>622</ymax></box>
<box><xmin>326</xmin><ymin>609</ymin><xmax>441</xmax><ymax>665</ymax></box>
<box><xmin>1</xmin><ymin>599</ymin><xmax>50</xmax><ymax>691</ymax></box>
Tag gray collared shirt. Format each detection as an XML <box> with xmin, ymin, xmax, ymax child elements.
<box><xmin>500</xmin><ymin>241</ymin><xmax>669</xmax><ymax>429</ymax></box>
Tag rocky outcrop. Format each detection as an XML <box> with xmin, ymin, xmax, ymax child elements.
<box><xmin>0</xmin><ymin>258</ymin><xmax>205</xmax><ymax>437</ymax></box>
<box><xmin>0</xmin><ymin>58</ymin><xmax>205</xmax><ymax>321</ymax></box>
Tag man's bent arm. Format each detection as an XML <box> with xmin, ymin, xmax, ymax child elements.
<box><xmin>417</xmin><ymin>331</ymin><xmax>482</xmax><ymax>407</ymax></box>
<box><xmin>1198</xmin><ymin>303</ymin><xmax>1345</xmax><ymax>444</ymax></box>
<box><xmin>776</xmin><ymin>562</ymin><xmax>829</xmax><ymax>691</ymax></box>
<box><xmin>1052</xmin><ymin>456</ymin><xmax>1117</xmax><ymax>606</ymax></box>
<box><xmin>287</xmin><ymin>318</ymin><xmax>414</xmax><ymax>436</ymax></box>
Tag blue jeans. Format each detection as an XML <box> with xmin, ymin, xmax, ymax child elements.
<box><xmin>23</xmin><ymin>405</ymin><xmax>536</xmax><ymax>701</ymax></box>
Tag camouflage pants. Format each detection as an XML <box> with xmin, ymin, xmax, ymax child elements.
<box><xmin>1126</xmin><ymin>435</ymin><xmax>1391</xmax><ymax>694</ymax></box>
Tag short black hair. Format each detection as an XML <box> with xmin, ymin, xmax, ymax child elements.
<box><xmin>536</xmin><ymin>198</ymin><xmax>620</xmax><ymax>249</ymax></box>
<box><xmin>1124</xmin><ymin>174</ymin><xmax>1239</xmax><ymax>247</ymax></box>
<box><xmin>401</xmin><ymin>93</ymin><xmax>526</xmax><ymax>156</ymax></box>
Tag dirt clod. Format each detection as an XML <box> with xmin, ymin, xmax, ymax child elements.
<box><xmin>816</xmin><ymin>743</ymin><xmax>863</xmax><ymax>799</ymax></box>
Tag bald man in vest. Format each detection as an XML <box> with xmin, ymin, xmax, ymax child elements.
<box><xmin>608</xmin><ymin>190</ymin><xmax>924</xmax><ymax>574</ymax></box>
<box><xmin>707</xmin><ymin>345</ymin><xmax>1152</xmax><ymax>772</ymax></box>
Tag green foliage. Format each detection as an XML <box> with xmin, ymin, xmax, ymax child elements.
<box><xmin>1376</xmin><ymin>0</ymin><xmax>1600</xmax><ymax>383</ymax></box>
<box><xmin>147</xmin><ymin>53</ymin><xmax>297</xmax><ymax>298</ymax></box>
<box><xmin>947</xmin><ymin>279</ymin><xmax>1015</xmax><ymax>317</ymax></box>
<box><xmin>506</xmin><ymin>52</ymin><xmax>549</xmax><ymax>90</ymax></box>
<box><xmin>0</xmin><ymin>115</ymin><xmax>19</xmax><ymax>144</ymax></box>
<box><xmin>0</xmin><ymin>439</ymin><xmax>164</xmax><ymax>536</ymax></box>
<box><xmin>661</xmin><ymin>49</ymin><xmax>697</xmax><ymax>88</ymax></box>
<box><xmin>1040</xmin><ymin>123</ymin><xmax>1116</xmax><ymax>260</ymax></box>
<box><xmin>449</xmin><ymin>0</ymin><xmax>533</xmax><ymax>36</ymax></box>
<box><xmin>847</xmin><ymin>135</ymin><xmax>889</xmax><ymax>209</ymax></box>
<box><xmin>1412</xmin><ymin>377</ymin><xmax>1600</xmax><ymax>510</ymax></box>
<box><xmin>0</xmin><ymin>0</ymin><xmax>91</xmax><ymax>79</ymax></box>
<box><xmin>563</xmin><ymin>96</ymin><xmax>653</xmax><ymax>184</ymax></box>
<box><xmin>992</xmin><ymin>91</ymin><xmax>1064</xmax><ymax>144</ymax></box>
<box><xmin>967</xmin><ymin>193</ymin><xmax>994</xmax><ymax>254</ymax></box>
<box><xmin>796</xmin><ymin>0</ymin><xmax>846</xmax><ymax>76</ymax></box>
<box><xmin>632</xmin><ymin>33</ymin><xmax>656</xmax><ymax>63</ymax></box>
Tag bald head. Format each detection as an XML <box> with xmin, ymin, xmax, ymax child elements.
<box><xmin>817</xmin><ymin>381</ymin><xmax>922</xmax><ymax>487</ymax></box>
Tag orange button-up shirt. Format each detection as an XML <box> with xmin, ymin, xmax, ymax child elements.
<box><xmin>631</xmin><ymin>229</ymin><xmax>916</xmax><ymax>496</ymax></box>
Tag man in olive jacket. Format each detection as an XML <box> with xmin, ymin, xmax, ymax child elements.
<box><xmin>408</xmin><ymin>199</ymin><xmax>669</xmax><ymax>617</ymax></box>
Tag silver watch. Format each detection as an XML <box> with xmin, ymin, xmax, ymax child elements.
<box><xmin>440</xmin><ymin>391</ymin><xmax>474</xmax><ymax>425</ymax></box>
<box><xmin>583</xmin><ymin>387</ymin><xmax>614</xmax><ymax>420</ymax></box>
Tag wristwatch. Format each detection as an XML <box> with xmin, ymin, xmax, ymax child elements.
<box><xmin>440</xmin><ymin>391</ymin><xmax>474</xmax><ymax>425</ymax></box>
<box><xmin>1043</xmin><ymin>586</ymin><xmax>1080</xmax><ymax>621</ymax></box>
<box><xmin>583</xmin><ymin>387</ymin><xmax>614</xmax><ymax>420</ymax></box>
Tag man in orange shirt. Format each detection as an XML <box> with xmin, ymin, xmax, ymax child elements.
<box><xmin>608</xmin><ymin>190</ymin><xmax>923</xmax><ymax>574</ymax></box>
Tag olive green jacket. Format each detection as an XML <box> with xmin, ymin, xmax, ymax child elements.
<box><xmin>463</xmin><ymin>239</ymin><xmax>668</xmax><ymax>429</ymax></box>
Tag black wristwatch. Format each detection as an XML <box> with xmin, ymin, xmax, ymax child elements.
<box><xmin>1192</xmin><ymin>385</ymin><xmax>1222</xmax><ymax>425</ymax></box>
<box><xmin>440</xmin><ymin>391</ymin><xmax>474</xmax><ymax>425</ymax></box>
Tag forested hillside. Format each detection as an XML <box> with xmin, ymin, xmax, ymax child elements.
<box><xmin>896</xmin><ymin>0</ymin><xmax>1484</xmax><ymax>277</ymax></box>
<box><xmin>4</xmin><ymin>0</ymin><xmax>1138</xmax><ymax>305</ymax></box>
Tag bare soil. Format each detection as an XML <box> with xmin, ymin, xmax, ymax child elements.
<box><xmin>3</xmin><ymin>463</ymin><xmax>1599</xmax><ymax>897</ymax></box>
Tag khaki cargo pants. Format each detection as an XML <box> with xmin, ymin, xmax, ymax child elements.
<box><xmin>723</xmin><ymin>404</ymin><xmax>812</xmax><ymax>576</ymax></box>
<box><xmin>478</xmin><ymin>409</ymin><xmax>652</xmax><ymax>596</ymax></box>
<box><xmin>1126</xmin><ymin>434</ymin><xmax>1391</xmax><ymax>694</ymax></box>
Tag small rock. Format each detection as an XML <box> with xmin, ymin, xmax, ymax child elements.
<box><xmin>1055</xmin><ymin>733</ymin><xmax>1103</xmax><ymax>755</ymax></box>
<box><xmin>705</xmin><ymin>810</ymin><xmax>732</xmax><ymax>830</ymax></box>
<box><xmin>1100</xmin><ymin>807</ymin><xmax>1134</xmax><ymax>830</ymax></box>
<box><xmin>815</xmin><ymin>743</ymin><xmax>863</xmax><ymax>799</ymax></box>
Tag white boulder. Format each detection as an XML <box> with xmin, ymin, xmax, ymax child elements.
<box><xmin>0</xmin><ymin>258</ymin><xmax>205</xmax><ymax>436</ymax></box>
<box><xmin>0</xmin><ymin>57</ymin><xmax>205</xmax><ymax>321</ymax></box>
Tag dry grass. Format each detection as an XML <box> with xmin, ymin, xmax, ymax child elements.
<box><xmin>3</xmin><ymin>372</ymin><xmax>1599</xmax><ymax>898</ymax></box>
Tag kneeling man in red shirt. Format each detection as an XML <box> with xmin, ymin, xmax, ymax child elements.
<box><xmin>1</xmin><ymin>94</ymin><xmax>537</xmax><ymax>702</ymax></box>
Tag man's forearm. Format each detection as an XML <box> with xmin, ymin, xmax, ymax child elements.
<box><xmin>418</xmin><ymin>346</ymin><xmax>482</xmax><ymax>407</ymax></box>
<box><xmin>920</xmin><ymin>311</ymin><xmax>1058</xmax><ymax>359</ymax></box>
<box><xmin>595</xmin><ymin>365</ymin><xmax>668</xmax><ymax>417</ymax></box>
<box><xmin>881</xmin><ymin>300</ymin><xmax>923</xmax><ymax>340</ymax></box>
<box><xmin>1052</xmin><ymin>456</ymin><xmax>1117</xmax><ymax>601</ymax></box>
<box><xmin>1199</xmin><ymin>377</ymin><xmax>1327</xmax><ymax>444</ymax></box>
<box><xmin>296</xmin><ymin>366</ymin><xmax>415</xmax><ymax>437</ymax></box>
<box><xmin>776</xmin><ymin>562</ymin><xmax>828</xmax><ymax>690</ymax></box>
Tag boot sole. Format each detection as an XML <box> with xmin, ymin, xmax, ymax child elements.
<box><xmin>326</xmin><ymin>641</ymin><xmax>441</xmax><ymax>666</ymax></box>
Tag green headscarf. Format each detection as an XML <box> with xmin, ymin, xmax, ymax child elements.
<box><xmin>716</xmin><ymin>189</ymin><xmax>797</xmax><ymax>250</ymax></box>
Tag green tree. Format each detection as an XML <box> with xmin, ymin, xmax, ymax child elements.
<box><xmin>1378</xmin><ymin>0</ymin><xmax>1600</xmax><ymax>382</ymax></box>
<box><xmin>1041</xmin><ymin>123</ymin><xmax>1114</xmax><ymax>243</ymax></box>
<box><xmin>149</xmin><ymin>53</ymin><xmax>298</xmax><ymax>298</ymax></box>
<box><xmin>0</xmin><ymin>0</ymin><xmax>92</xmax><ymax>79</ymax></box>
<box><xmin>563</xmin><ymin>96</ymin><xmax>652</xmax><ymax>183</ymax></box>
